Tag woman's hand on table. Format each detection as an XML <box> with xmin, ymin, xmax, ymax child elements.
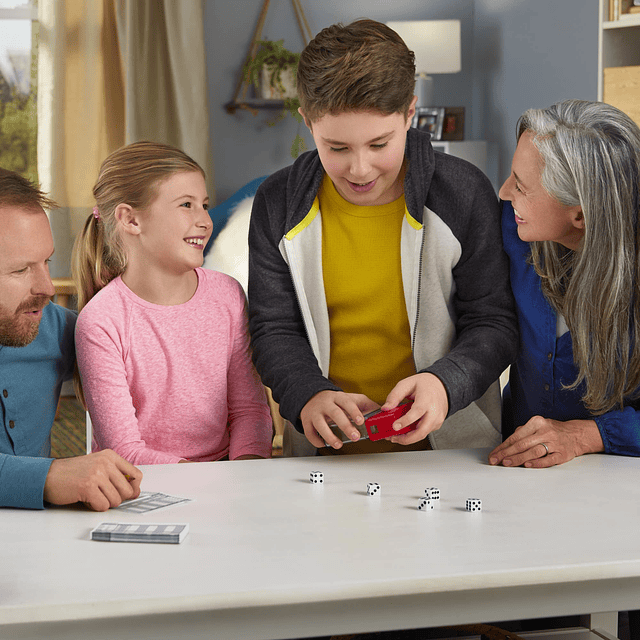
<box><xmin>488</xmin><ymin>416</ymin><xmax>604</xmax><ymax>468</ymax></box>
<box><xmin>300</xmin><ymin>390</ymin><xmax>380</xmax><ymax>449</ymax></box>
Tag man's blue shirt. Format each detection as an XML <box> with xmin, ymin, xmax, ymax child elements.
<box><xmin>0</xmin><ymin>302</ymin><xmax>76</xmax><ymax>508</ymax></box>
<box><xmin>502</xmin><ymin>201</ymin><xmax>640</xmax><ymax>456</ymax></box>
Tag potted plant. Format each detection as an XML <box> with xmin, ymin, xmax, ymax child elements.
<box><xmin>243</xmin><ymin>39</ymin><xmax>305</xmax><ymax>158</ymax></box>
<box><xmin>244</xmin><ymin>39</ymin><xmax>298</xmax><ymax>99</ymax></box>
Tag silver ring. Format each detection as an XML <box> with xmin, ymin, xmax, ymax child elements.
<box><xmin>540</xmin><ymin>443</ymin><xmax>549</xmax><ymax>457</ymax></box>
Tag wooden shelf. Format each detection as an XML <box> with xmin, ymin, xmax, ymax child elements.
<box><xmin>225</xmin><ymin>99</ymin><xmax>288</xmax><ymax>115</ymax></box>
<box><xmin>603</xmin><ymin>14</ymin><xmax>640</xmax><ymax>28</ymax></box>
<box><xmin>225</xmin><ymin>0</ymin><xmax>311</xmax><ymax>118</ymax></box>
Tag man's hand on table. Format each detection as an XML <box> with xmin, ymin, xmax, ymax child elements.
<box><xmin>43</xmin><ymin>450</ymin><xmax>143</xmax><ymax>511</ymax></box>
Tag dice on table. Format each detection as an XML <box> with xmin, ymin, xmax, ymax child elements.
<box><xmin>466</xmin><ymin>498</ymin><xmax>482</xmax><ymax>512</ymax></box>
<box><xmin>425</xmin><ymin>487</ymin><xmax>440</xmax><ymax>501</ymax></box>
<box><xmin>418</xmin><ymin>497</ymin><xmax>434</xmax><ymax>511</ymax></box>
<box><xmin>310</xmin><ymin>471</ymin><xmax>324</xmax><ymax>484</ymax></box>
<box><xmin>366</xmin><ymin>482</ymin><xmax>380</xmax><ymax>496</ymax></box>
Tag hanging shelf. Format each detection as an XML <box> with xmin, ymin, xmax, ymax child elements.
<box><xmin>224</xmin><ymin>0</ymin><xmax>312</xmax><ymax>116</ymax></box>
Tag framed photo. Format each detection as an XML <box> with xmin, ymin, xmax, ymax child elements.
<box><xmin>412</xmin><ymin>107</ymin><xmax>445</xmax><ymax>140</ymax></box>
<box><xmin>440</xmin><ymin>107</ymin><xmax>465</xmax><ymax>141</ymax></box>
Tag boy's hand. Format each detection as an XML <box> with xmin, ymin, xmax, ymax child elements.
<box><xmin>300</xmin><ymin>390</ymin><xmax>380</xmax><ymax>449</ymax></box>
<box><xmin>382</xmin><ymin>373</ymin><xmax>448</xmax><ymax>445</ymax></box>
<box><xmin>43</xmin><ymin>450</ymin><xmax>143</xmax><ymax>511</ymax></box>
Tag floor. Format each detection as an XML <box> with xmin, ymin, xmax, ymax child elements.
<box><xmin>307</xmin><ymin>615</ymin><xmax>633</xmax><ymax>640</ymax></box>
<box><xmin>51</xmin><ymin>395</ymin><xmax>86</xmax><ymax>458</ymax></box>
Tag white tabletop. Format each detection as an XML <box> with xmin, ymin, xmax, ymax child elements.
<box><xmin>2</xmin><ymin>448</ymin><xmax>640</xmax><ymax>640</ymax></box>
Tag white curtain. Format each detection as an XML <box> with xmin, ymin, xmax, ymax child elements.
<box><xmin>38</xmin><ymin>0</ymin><xmax>212</xmax><ymax>278</ymax></box>
<box><xmin>114</xmin><ymin>0</ymin><xmax>212</xmax><ymax>183</ymax></box>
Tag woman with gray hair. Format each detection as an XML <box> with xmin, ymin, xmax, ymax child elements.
<box><xmin>489</xmin><ymin>99</ymin><xmax>640</xmax><ymax>468</ymax></box>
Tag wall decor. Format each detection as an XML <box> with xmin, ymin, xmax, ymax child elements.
<box><xmin>412</xmin><ymin>107</ymin><xmax>445</xmax><ymax>140</ymax></box>
<box><xmin>441</xmin><ymin>107</ymin><xmax>465</xmax><ymax>141</ymax></box>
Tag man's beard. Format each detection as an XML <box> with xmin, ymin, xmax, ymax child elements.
<box><xmin>0</xmin><ymin>297</ymin><xmax>51</xmax><ymax>348</ymax></box>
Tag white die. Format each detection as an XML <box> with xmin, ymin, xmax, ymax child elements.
<box><xmin>418</xmin><ymin>497</ymin><xmax>434</xmax><ymax>511</ymax></box>
<box><xmin>310</xmin><ymin>471</ymin><xmax>324</xmax><ymax>484</ymax></box>
<box><xmin>425</xmin><ymin>487</ymin><xmax>440</xmax><ymax>501</ymax></box>
<box><xmin>466</xmin><ymin>498</ymin><xmax>482</xmax><ymax>512</ymax></box>
<box><xmin>366</xmin><ymin>482</ymin><xmax>380</xmax><ymax>496</ymax></box>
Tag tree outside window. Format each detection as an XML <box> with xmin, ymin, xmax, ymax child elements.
<box><xmin>0</xmin><ymin>0</ymin><xmax>37</xmax><ymax>183</ymax></box>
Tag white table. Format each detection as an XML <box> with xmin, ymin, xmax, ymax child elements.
<box><xmin>1</xmin><ymin>448</ymin><xmax>639</xmax><ymax>640</ymax></box>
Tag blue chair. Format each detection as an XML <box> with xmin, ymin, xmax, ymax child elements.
<box><xmin>202</xmin><ymin>175</ymin><xmax>284</xmax><ymax>451</ymax></box>
<box><xmin>203</xmin><ymin>176</ymin><xmax>268</xmax><ymax>257</ymax></box>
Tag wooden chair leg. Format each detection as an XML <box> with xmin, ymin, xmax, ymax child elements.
<box><xmin>265</xmin><ymin>386</ymin><xmax>284</xmax><ymax>455</ymax></box>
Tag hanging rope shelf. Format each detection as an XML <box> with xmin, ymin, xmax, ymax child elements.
<box><xmin>225</xmin><ymin>0</ymin><xmax>312</xmax><ymax>116</ymax></box>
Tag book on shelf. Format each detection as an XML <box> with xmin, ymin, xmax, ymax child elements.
<box><xmin>610</xmin><ymin>0</ymin><xmax>640</xmax><ymax>19</ymax></box>
<box><xmin>619</xmin><ymin>7</ymin><xmax>640</xmax><ymax>17</ymax></box>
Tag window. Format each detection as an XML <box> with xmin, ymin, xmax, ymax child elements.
<box><xmin>0</xmin><ymin>0</ymin><xmax>37</xmax><ymax>182</ymax></box>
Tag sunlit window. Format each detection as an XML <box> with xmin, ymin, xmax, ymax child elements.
<box><xmin>0</xmin><ymin>0</ymin><xmax>37</xmax><ymax>182</ymax></box>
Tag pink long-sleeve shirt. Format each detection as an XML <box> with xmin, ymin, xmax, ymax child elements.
<box><xmin>75</xmin><ymin>268</ymin><xmax>272</xmax><ymax>464</ymax></box>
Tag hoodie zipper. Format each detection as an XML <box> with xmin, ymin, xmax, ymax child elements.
<box><xmin>410</xmin><ymin>219</ymin><xmax>436</xmax><ymax>450</ymax></box>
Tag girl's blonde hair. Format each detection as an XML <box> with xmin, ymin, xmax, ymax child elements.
<box><xmin>71</xmin><ymin>140</ymin><xmax>205</xmax><ymax>404</ymax></box>
<box><xmin>518</xmin><ymin>100</ymin><xmax>640</xmax><ymax>414</ymax></box>
<box><xmin>72</xmin><ymin>140</ymin><xmax>204</xmax><ymax>312</ymax></box>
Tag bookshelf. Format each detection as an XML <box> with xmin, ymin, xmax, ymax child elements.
<box><xmin>598</xmin><ymin>0</ymin><xmax>640</xmax><ymax>125</ymax></box>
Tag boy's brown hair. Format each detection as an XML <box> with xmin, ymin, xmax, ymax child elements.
<box><xmin>297</xmin><ymin>19</ymin><xmax>416</xmax><ymax>122</ymax></box>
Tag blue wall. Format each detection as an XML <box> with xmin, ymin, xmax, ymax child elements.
<box><xmin>205</xmin><ymin>0</ymin><xmax>599</xmax><ymax>203</ymax></box>
<box><xmin>472</xmin><ymin>0</ymin><xmax>599</xmax><ymax>188</ymax></box>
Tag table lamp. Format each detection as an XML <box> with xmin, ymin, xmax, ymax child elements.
<box><xmin>387</xmin><ymin>20</ymin><xmax>461</xmax><ymax>108</ymax></box>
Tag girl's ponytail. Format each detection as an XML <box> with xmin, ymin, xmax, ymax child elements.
<box><xmin>71</xmin><ymin>209</ymin><xmax>127</xmax><ymax>406</ymax></box>
<box><xmin>72</xmin><ymin>209</ymin><xmax>126</xmax><ymax>314</ymax></box>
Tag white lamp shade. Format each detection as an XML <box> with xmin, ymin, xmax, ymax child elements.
<box><xmin>387</xmin><ymin>20</ymin><xmax>461</xmax><ymax>75</ymax></box>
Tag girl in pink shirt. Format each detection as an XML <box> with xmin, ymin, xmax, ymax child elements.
<box><xmin>73</xmin><ymin>142</ymin><xmax>272</xmax><ymax>465</ymax></box>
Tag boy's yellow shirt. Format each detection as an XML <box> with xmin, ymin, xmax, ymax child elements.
<box><xmin>320</xmin><ymin>173</ymin><xmax>416</xmax><ymax>407</ymax></box>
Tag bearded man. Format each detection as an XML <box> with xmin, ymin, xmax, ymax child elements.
<box><xmin>0</xmin><ymin>168</ymin><xmax>142</xmax><ymax>509</ymax></box>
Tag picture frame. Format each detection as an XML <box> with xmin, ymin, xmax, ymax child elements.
<box><xmin>412</xmin><ymin>107</ymin><xmax>445</xmax><ymax>140</ymax></box>
<box><xmin>440</xmin><ymin>107</ymin><xmax>465</xmax><ymax>141</ymax></box>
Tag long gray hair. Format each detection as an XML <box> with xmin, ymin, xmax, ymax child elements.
<box><xmin>518</xmin><ymin>99</ymin><xmax>640</xmax><ymax>414</ymax></box>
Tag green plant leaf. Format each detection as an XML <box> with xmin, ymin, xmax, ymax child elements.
<box><xmin>239</xmin><ymin>40</ymin><xmax>303</xmax><ymax>159</ymax></box>
<box><xmin>291</xmin><ymin>133</ymin><xmax>306</xmax><ymax>159</ymax></box>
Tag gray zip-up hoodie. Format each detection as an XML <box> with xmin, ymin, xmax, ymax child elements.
<box><xmin>248</xmin><ymin>127</ymin><xmax>518</xmax><ymax>450</ymax></box>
